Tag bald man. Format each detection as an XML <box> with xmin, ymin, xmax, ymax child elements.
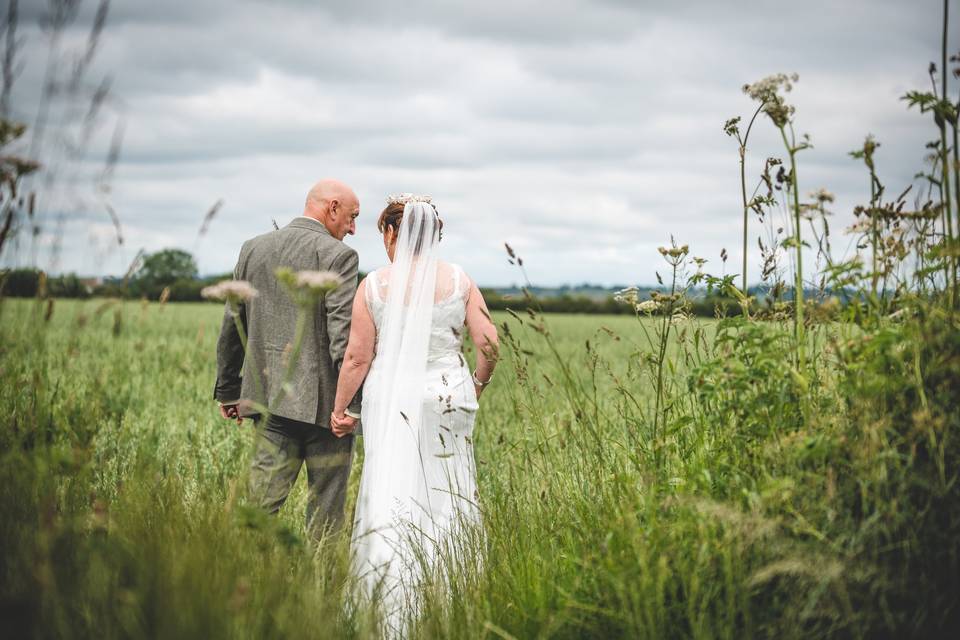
<box><xmin>214</xmin><ymin>178</ymin><xmax>362</xmax><ymax>539</ymax></box>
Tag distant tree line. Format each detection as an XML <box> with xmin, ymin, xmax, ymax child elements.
<box><xmin>481</xmin><ymin>289</ymin><xmax>745</xmax><ymax>317</ymax></box>
<box><xmin>1</xmin><ymin>270</ymin><xmax>95</xmax><ymax>298</ymax></box>
<box><xmin>2</xmin><ymin>248</ymin><xmax>756</xmax><ymax>317</ymax></box>
<box><xmin>1</xmin><ymin>249</ymin><xmax>231</xmax><ymax>302</ymax></box>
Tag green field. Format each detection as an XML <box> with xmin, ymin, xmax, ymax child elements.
<box><xmin>0</xmin><ymin>299</ymin><xmax>666</xmax><ymax>526</ymax></box>
<box><xmin>2</xmin><ymin>295</ymin><xmax>957</xmax><ymax>638</ymax></box>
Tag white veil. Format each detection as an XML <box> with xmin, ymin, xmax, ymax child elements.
<box><xmin>352</xmin><ymin>199</ymin><xmax>443</xmax><ymax>620</ymax></box>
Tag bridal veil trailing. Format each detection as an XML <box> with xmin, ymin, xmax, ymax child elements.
<box><xmin>352</xmin><ymin>198</ymin><xmax>482</xmax><ymax>630</ymax></box>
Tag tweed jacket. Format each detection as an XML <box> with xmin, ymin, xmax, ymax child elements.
<box><xmin>214</xmin><ymin>217</ymin><xmax>361</xmax><ymax>425</ymax></box>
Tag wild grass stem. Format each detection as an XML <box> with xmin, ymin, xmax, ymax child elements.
<box><xmin>779</xmin><ymin>125</ymin><xmax>807</xmax><ymax>372</ymax></box>
<box><xmin>738</xmin><ymin>104</ymin><xmax>764</xmax><ymax>299</ymax></box>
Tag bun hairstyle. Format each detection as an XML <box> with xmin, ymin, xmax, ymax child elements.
<box><xmin>377</xmin><ymin>201</ymin><xmax>444</xmax><ymax>243</ymax></box>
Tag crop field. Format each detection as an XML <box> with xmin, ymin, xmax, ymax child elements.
<box><xmin>2</xmin><ymin>296</ymin><xmax>957</xmax><ymax>638</ymax></box>
<box><xmin>0</xmin><ymin>299</ymin><xmax>680</xmax><ymax>530</ymax></box>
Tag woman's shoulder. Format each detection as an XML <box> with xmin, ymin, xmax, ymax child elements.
<box><xmin>361</xmin><ymin>267</ymin><xmax>389</xmax><ymax>304</ymax></box>
<box><xmin>437</xmin><ymin>262</ymin><xmax>474</xmax><ymax>304</ymax></box>
<box><xmin>440</xmin><ymin>260</ymin><xmax>470</xmax><ymax>278</ymax></box>
<box><xmin>365</xmin><ymin>265</ymin><xmax>390</xmax><ymax>282</ymax></box>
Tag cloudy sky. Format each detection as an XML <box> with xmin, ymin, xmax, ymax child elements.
<box><xmin>4</xmin><ymin>0</ymin><xmax>948</xmax><ymax>287</ymax></box>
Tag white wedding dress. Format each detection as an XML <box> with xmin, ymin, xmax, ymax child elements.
<box><xmin>350</xmin><ymin>203</ymin><xmax>482</xmax><ymax>633</ymax></box>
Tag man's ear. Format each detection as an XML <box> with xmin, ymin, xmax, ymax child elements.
<box><xmin>329</xmin><ymin>198</ymin><xmax>340</xmax><ymax>217</ymax></box>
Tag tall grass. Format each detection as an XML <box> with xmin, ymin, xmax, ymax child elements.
<box><xmin>3</xmin><ymin>1</ymin><xmax>960</xmax><ymax>638</ymax></box>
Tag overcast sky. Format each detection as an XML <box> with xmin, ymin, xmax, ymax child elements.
<box><xmin>4</xmin><ymin>0</ymin><xmax>949</xmax><ymax>287</ymax></box>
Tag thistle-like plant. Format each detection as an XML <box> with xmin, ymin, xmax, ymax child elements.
<box><xmin>900</xmin><ymin>1</ymin><xmax>958</xmax><ymax>306</ymax></box>
<box><xmin>850</xmin><ymin>136</ymin><xmax>884</xmax><ymax>298</ymax></box>
<box><xmin>744</xmin><ymin>73</ymin><xmax>810</xmax><ymax>370</ymax></box>
<box><xmin>802</xmin><ymin>188</ymin><xmax>836</xmax><ymax>278</ymax></box>
<box><xmin>615</xmin><ymin>239</ymin><xmax>694</xmax><ymax>481</ymax></box>
<box><xmin>724</xmin><ymin>103</ymin><xmax>766</xmax><ymax>300</ymax></box>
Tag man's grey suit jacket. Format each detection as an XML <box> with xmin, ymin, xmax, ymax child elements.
<box><xmin>214</xmin><ymin>217</ymin><xmax>361</xmax><ymax>426</ymax></box>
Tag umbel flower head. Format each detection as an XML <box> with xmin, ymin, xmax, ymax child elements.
<box><xmin>845</xmin><ymin>219</ymin><xmax>872</xmax><ymax>235</ymax></box>
<box><xmin>743</xmin><ymin>73</ymin><xmax>799</xmax><ymax>128</ymax></box>
<box><xmin>637</xmin><ymin>299</ymin><xmax>661</xmax><ymax>314</ymax></box>
<box><xmin>201</xmin><ymin>280</ymin><xmax>258</xmax><ymax>304</ymax></box>
<box><xmin>295</xmin><ymin>270</ymin><xmax>342</xmax><ymax>293</ymax></box>
<box><xmin>810</xmin><ymin>188</ymin><xmax>835</xmax><ymax>205</ymax></box>
<box><xmin>614</xmin><ymin>287</ymin><xmax>662</xmax><ymax>315</ymax></box>
<box><xmin>614</xmin><ymin>286</ymin><xmax>639</xmax><ymax>306</ymax></box>
<box><xmin>275</xmin><ymin>267</ymin><xmax>342</xmax><ymax>304</ymax></box>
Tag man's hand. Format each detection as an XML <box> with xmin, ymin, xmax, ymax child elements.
<box><xmin>330</xmin><ymin>412</ymin><xmax>357</xmax><ymax>438</ymax></box>
<box><xmin>219</xmin><ymin>402</ymin><xmax>243</xmax><ymax>424</ymax></box>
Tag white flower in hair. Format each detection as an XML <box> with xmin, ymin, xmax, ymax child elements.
<box><xmin>386</xmin><ymin>193</ymin><xmax>433</xmax><ymax>206</ymax></box>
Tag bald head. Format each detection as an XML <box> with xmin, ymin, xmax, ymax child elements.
<box><xmin>303</xmin><ymin>178</ymin><xmax>359</xmax><ymax>240</ymax></box>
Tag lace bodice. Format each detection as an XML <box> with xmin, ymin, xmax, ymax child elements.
<box><xmin>364</xmin><ymin>261</ymin><xmax>469</xmax><ymax>361</ymax></box>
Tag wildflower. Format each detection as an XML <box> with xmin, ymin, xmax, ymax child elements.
<box><xmin>809</xmin><ymin>188</ymin><xmax>835</xmax><ymax>204</ymax></box>
<box><xmin>845</xmin><ymin>219</ymin><xmax>872</xmax><ymax>235</ymax></box>
<box><xmin>650</xmin><ymin>291</ymin><xmax>681</xmax><ymax>303</ymax></box>
<box><xmin>637</xmin><ymin>300</ymin><xmax>661</xmax><ymax>314</ymax></box>
<box><xmin>201</xmin><ymin>280</ymin><xmax>258</xmax><ymax>303</ymax></box>
<box><xmin>294</xmin><ymin>270</ymin><xmax>342</xmax><ymax>294</ymax></box>
<box><xmin>798</xmin><ymin>204</ymin><xmax>819</xmax><ymax>221</ymax></box>
<box><xmin>743</xmin><ymin>73</ymin><xmax>799</xmax><ymax>128</ymax></box>
<box><xmin>723</xmin><ymin>116</ymin><xmax>741</xmax><ymax>138</ymax></box>
<box><xmin>275</xmin><ymin>267</ymin><xmax>341</xmax><ymax>305</ymax></box>
<box><xmin>614</xmin><ymin>286</ymin><xmax>639</xmax><ymax>306</ymax></box>
<box><xmin>742</xmin><ymin>73</ymin><xmax>799</xmax><ymax>103</ymax></box>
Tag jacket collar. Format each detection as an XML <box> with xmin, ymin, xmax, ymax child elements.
<box><xmin>286</xmin><ymin>216</ymin><xmax>333</xmax><ymax>237</ymax></box>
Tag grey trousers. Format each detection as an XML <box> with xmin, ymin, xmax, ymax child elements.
<box><xmin>247</xmin><ymin>413</ymin><xmax>354</xmax><ymax>539</ymax></box>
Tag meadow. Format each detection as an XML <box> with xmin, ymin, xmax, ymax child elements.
<box><xmin>1</xmin><ymin>292</ymin><xmax>957</xmax><ymax>638</ymax></box>
<box><xmin>3</xmin><ymin>2</ymin><xmax>960</xmax><ymax>637</ymax></box>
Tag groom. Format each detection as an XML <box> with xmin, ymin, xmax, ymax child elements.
<box><xmin>214</xmin><ymin>178</ymin><xmax>362</xmax><ymax>539</ymax></box>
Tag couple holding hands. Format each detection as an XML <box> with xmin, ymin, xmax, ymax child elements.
<box><xmin>214</xmin><ymin>178</ymin><xmax>498</xmax><ymax>628</ymax></box>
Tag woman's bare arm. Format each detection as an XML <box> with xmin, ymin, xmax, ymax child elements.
<box><xmin>464</xmin><ymin>277</ymin><xmax>499</xmax><ymax>397</ymax></box>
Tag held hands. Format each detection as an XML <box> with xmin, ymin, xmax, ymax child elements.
<box><xmin>218</xmin><ymin>403</ymin><xmax>243</xmax><ymax>424</ymax></box>
<box><xmin>331</xmin><ymin>412</ymin><xmax>358</xmax><ymax>438</ymax></box>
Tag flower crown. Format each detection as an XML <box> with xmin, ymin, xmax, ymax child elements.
<box><xmin>384</xmin><ymin>193</ymin><xmax>443</xmax><ymax>242</ymax></box>
<box><xmin>385</xmin><ymin>193</ymin><xmax>433</xmax><ymax>206</ymax></box>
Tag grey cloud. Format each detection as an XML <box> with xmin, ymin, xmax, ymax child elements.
<box><xmin>6</xmin><ymin>0</ymin><xmax>949</xmax><ymax>286</ymax></box>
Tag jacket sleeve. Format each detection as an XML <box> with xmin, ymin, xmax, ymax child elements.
<box><xmin>324</xmin><ymin>246</ymin><xmax>362</xmax><ymax>414</ymax></box>
<box><xmin>213</xmin><ymin>243</ymin><xmax>249</xmax><ymax>403</ymax></box>
<box><xmin>324</xmin><ymin>246</ymin><xmax>358</xmax><ymax>368</ymax></box>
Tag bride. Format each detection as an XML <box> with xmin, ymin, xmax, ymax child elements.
<box><xmin>330</xmin><ymin>194</ymin><xmax>499</xmax><ymax>632</ymax></box>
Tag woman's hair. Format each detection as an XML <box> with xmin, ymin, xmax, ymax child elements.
<box><xmin>377</xmin><ymin>202</ymin><xmax>444</xmax><ymax>242</ymax></box>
